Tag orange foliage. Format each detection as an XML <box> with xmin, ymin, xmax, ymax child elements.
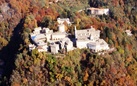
<box><xmin>119</xmin><ymin>0</ymin><xmax>124</xmax><ymax>7</ymax></box>
<box><xmin>22</xmin><ymin>78</ymin><xmax>28</xmax><ymax>84</ymax></box>
<box><xmin>36</xmin><ymin>15</ymin><xmax>42</xmax><ymax>22</ymax></box>
<box><xmin>31</xmin><ymin>6</ymin><xmax>39</xmax><ymax>14</ymax></box>
<box><xmin>12</xmin><ymin>82</ymin><xmax>20</xmax><ymax>86</ymax></box>
<box><xmin>83</xmin><ymin>68</ymin><xmax>89</xmax><ymax>81</ymax></box>
<box><xmin>82</xmin><ymin>53</ymin><xmax>86</xmax><ymax>59</ymax></box>
<box><xmin>64</xmin><ymin>76</ymin><xmax>71</xmax><ymax>82</ymax></box>
<box><xmin>9</xmin><ymin>0</ymin><xmax>30</xmax><ymax>14</ymax></box>
<box><xmin>112</xmin><ymin>0</ymin><xmax>119</xmax><ymax>6</ymax></box>
<box><xmin>110</xmin><ymin>65</ymin><xmax>117</xmax><ymax>75</ymax></box>
<box><xmin>126</xmin><ymin>56</ymin><xmax>132</xmax><ymax>63</ymax></box>
<box><xmin>114</xmin><ymin>40</ymin><xmax>118</xmax><ymax>47</ymax></box>
<box><xmin>127</xmin><ymin>44</ymin><xmax>132</xmax><ymax>50</ymax></box>
<box><xmin>39</xmin><ymin>8</ymin><xmax>45</xmax><ymax>17</ymax></box>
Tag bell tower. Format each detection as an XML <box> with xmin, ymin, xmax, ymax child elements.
<box><xmin>74</xmin><ymin>26</ymin><xmax>77</xmax><ymax>39</ymax></box>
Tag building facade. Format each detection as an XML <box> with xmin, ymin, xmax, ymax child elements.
<box><xmin>57</xmin><ymin>18</ymin><xmax>71</xmax><ymax>25</ymax></box>
<box><xmin>75</xmin><ymin>26</ymin><xmax>100</xmax><ymax>40</ymax></box>
<box><xmin>50</xmin><ymin>43</ymin><xmax>60</xmax><ymax>54</ymax></box>
<box><xmin>87</xmin><ymin>8</ymin><xmax>109</xmax><ymax>15</ymax></box>
<box><xmin>59</xmin><ymin>38</ymin><xmax>73</xmax><ymax>52</ymax></box>
<box><xmin>75</xmin><ymin>26</ymin><xmax>109</xmax><ymax>52</ymax></box>
<box><xmin>29</xmin><ymin>17</ymin><xmax>110</xmax><ymax>54</ymax></box>
<box><xmin>87</xmin><ymin>39</ymin><xmax>109</xmax><ymax>52</ymax></box>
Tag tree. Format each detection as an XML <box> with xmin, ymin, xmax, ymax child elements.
<box><xmin>41</xmin><ymin>16</ymin><xmax>52</xmax><ymax>27</ymax></box>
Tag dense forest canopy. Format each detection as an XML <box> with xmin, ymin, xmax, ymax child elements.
<box><xmin>0</xmin><ymin>0</ymin><xmax>137</xmax><ymax>86</ymax></box>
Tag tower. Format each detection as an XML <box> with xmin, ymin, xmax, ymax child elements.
<box><xmin>58</xmin><ymin>24</ymin><xmax>65</xmax><ymax>32</ymax></box>
<box><xmin>74</xmin><ymin>26</ymin><xmax>77</xmax><ymax>39</ymax></box>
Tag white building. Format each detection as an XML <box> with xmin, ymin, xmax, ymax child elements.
<box><xmin>33</xmin><ymin>27</ymin><xmax>42</xmax><ymax>34</ymax></box>
<box><xmin>59</xmin><ymin>38</ymin><xmax>73</xmax><ymax>51</ymax></box>
<box><xmin>29</xmin><ymin>44</ymin><xmax>36</xmax><ymax>51</ymax></box>
<box><xmin>42</xmin><ymin>28</ymin><xmax>53</xmax><ymax>33</ymax></box>
<box><xmin>57</xmin><ymin>18</ymin><xmax>71</xmax><ymax>25</ymax></box>
<box><xmin>29</xmin><ymin>25</ymin><xmax>67</xmax><ymax>53</ymax></box>
<box><xmin>50</xmin><ymin>43</ymin><xmax>59</xmax><ymax>54</ymax></box>
<box><xmin>75</xmin><ymin>26</ymin><xmax>109</xmax><ymax>52</ymax></box>
<box><xmin>58</xmin><ymin>24</ymin><xmax>66</xmax><ymax>32</ymax></box>
<box><xmin>51</xmin><ymin>32</ymin><xmax>67</xmax><ymax>41</ymax></box>
<box><xmin>36</xmin><ymin>40</ymin><xmax>49</xmax><ymax>52</ymax></box>
<box><xmin>49</xmin><ymin>0</ymin><xmax>60</xmax><ymax>4</ymax></box>
<box><xmin>31</xmin><ymin>26</ymin><xmax>67</xmax><ymax>42</ymax></box>
<box><xmin>76</xmin><ymin>40</ymin><xmax>91</xmax><ymax>49</ymax></box>
<box><xmin>42</xmin><ymin>28</ymin><xmax>53</xmax><ymax>41</ymax></box>
<box><xmin>125</xmin><ymin>30</ymin><xmax>132</xmax><ymax>36</ymax></box>
<box><xmin>35</xmin><ymin>34</ymin><xmax>46</xmax><ymax>42</ymax></box>
<box><xmin>37</xmin><ymin>45</ymin><xmax>48</xmax><ymax>52</ymax></box>
<box><xmin>87</xmin><ymin>39</ymin><xmax>109</xmax><ymax>52</ymax></box>
<box><xmin>75</xmin><ymin>26</ymin><xmax>100</xmax><ymax>40</ymax></box>
<box><xmin>29</xmin><ymin>18</ymin><xmax>110</xmax><ymax>54</ymax></box>
<box><xmin>87</xmin><ymin>8</ymin><xmax>109</xmax><ymax>15</ymax></box>
<box><xmin>65</xmin><ymin>40</ymin><xmax>73</xmax><ymax>52</ymax></box>
<box><xmin>50</xmin><ymin>24</ymin><xmax>67</xmax><ymax>41</ymax></box>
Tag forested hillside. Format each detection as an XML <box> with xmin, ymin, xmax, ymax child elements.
<box><xmin>0</xmin><ymin>0</ymin><xmax>137</xmax><ymax>85</ymax></box>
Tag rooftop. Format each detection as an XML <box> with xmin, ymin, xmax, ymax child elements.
<box><xmin>52</xmin><ymin>32</ymin><xmax>67</xmax><ymax>36</ymax></box>
<box><xmin>88</xmin><ymin>39</ymin><xmax>107</xmax><ymax>45</ymax></box>
<box><xmin>125</xmin><ymin>30</ymin><xmax>132</xmax><ymax>36</ymax></box>
<box><xmin>87</xmin><ymin>7</ymin><xmax>109</xmax><ymax>11</ymax></box>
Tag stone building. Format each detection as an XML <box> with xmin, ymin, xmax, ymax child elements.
<box><xmin>29</xmin><ymin>44</ymin><xmax>36</xmax><ymax>51</ymax></box>
<box><xmin>57</xmin><ymin>18</ymin><xmax>71</xmax><ymax>25</ymax></box>
<box><xmin>29</xmin><ymin>24</ymin><xmax>68</xmax><ymax>53</ymax></box>
<box><xmin>50</xmin><ymin>43</ymin><xmax>59</xmax><ymax>54</ymax></box>
<box><xmin>51</xmin><ymin>32</ymin><xmax>67</xmax><ymax>41</ymax></box>
<box><xmin>59</xmin><ymin>38</ymin><xmax>73</xmax><ymax>52</ymax></box>
<box><xmin>87</xmin><ymin>8</ymin><xmax>109</xmax><ymax>15</ymax></box>
<box><xmin>29</xmin><ymin>17</ymin><xmax>110</xmax><ymax>54</ymax></box>
<box><xmin>75</xmin><ymin>26</ymin><xmax>109</xmax><ymax>52</ymax></box>
<box><xmin>75</xmin><ymin>26</ymin><xmax>100</xmax><ymax>40</ymax></box>
<box><xmin>87</xmin><ymin>39</ymin><xmax>109</xmax><ymax>52</ymax></box>
<box><xmin>76</xmin><ymin>40</ymin><xmax>90</xmax><ymax>49</ymax></box>
<box><xmin>125</xmin><ymin>30</ymin><xmax>132</xmax><ymax>36</ymax></box>
<box><xmin>58</xmin><ymin>24</ymin><xmax>66</xmax><ymax>32</ymax></box>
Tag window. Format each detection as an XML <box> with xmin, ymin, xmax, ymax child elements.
<box><xmin>94</xmin><ymin>10</ymin><xmax>98</xmax><ymax>14</ymax></box>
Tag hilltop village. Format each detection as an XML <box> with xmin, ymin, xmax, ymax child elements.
<box><xmin>29</xmin><ymin>17</ymin><xmax>110</xmax><ymax>54</ymax></box>
<box><xmin>29</xmin><ymin>7</ymin><xmax>133</xmax><ymax>54</ymax></box>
